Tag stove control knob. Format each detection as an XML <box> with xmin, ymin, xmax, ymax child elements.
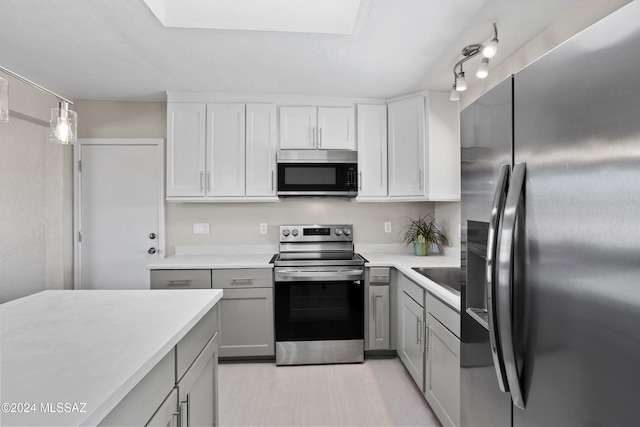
<box><xmin>344</xmin><ymin>228</ymin><xmax>352</xmax><ymax>236</ymax></box>
<box><xmin>291</xmin><ymin>229</ymin><xmax>299</xmax><ymax>237</ymax></box>
<box><xmin>282</xmin><ymin>229</ymin><xmax>290</xmax><ymax>237</ymax></box>
<box><xmin>335</xmin><ymin>228</ymin><xmax>343</xmax><ymax>236</ymax></box>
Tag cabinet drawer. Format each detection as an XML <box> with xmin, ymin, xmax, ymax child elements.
<box><xmin>369</xmin><ymin>267</ymin><xmax>390</xmax><ymax>283</ymax></box>
<box><xmin>176</xmin><ymin>305</ymin><xmax>219</xmax><ymax>382</ymax></box>
<box><xmin>426</xmin><ymin>292</ymin><xmax>460</xmax><ymax>338</ymax></box>
<box><xmin>150</xmin><ymin>270</ymin><xmax>212</xmax><ymax>289</ymax></box>
<box><xmin>399</xmin><ymin>273</ymin><xmax>424</xmax><ymax>307</ymax></box>
<box><xmin>212</xmin><ymin>268</ymin><xmax>273</xmax><ymax>288</ymax></box>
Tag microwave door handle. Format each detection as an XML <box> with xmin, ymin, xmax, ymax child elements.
<box><xmin>486</xmin><ymin>164</ymin><xmax>511</xmax><ymax>393</ymax></box>
<box><xmin>497</xmin><ymin>162</ymin><xmax>526</xmax><ymax>409</ymax></box>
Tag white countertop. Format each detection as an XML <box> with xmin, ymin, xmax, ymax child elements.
<box><xmin>360</xmin><ymin>250</ymin><xmax>461</xmax><ymax>311</ymax></box>
<box><xmin>0</xmin><ymin>289</ymin><xmax>223</xmax><ymax>426</ymax></box>
<box><xmin>147</xmin><ymin>245</ymin><xmax>277</xmax><ymax>269</ymax></box>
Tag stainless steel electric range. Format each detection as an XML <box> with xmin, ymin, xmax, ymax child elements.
<box><xmin>272</xmin><ymin>224</ymin><xmax>366</xmax><ymax>366</ymax></box>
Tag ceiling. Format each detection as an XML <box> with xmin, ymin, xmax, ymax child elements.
<box><xmin>0</xmin><ymin>0</ymin><xmax>579</xmax><ymax>102</ymax></box>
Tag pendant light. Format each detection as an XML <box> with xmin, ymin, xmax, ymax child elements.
<box><xmin>0</xmin><ymin>65</ymin><xmax>77</xmax><ymax>144</ymax></box>
<box><xmin>476</xmin><ymin>58</ymin><xmax>490</xmax><ymax>79</ymax></box>
<box><xmin>450</xmin><ymin>83</ymin><xmax>460</xmax><ymax>101</ymax></box>
<box><xmin>0</xmin><ymin>76</ymin><xmax>8</xmax><ymax>123</ymax></box>
<box><xmin>49</xmin><ymin>101</ymin><xmax>77</xmax><ymax>144</ymax></box>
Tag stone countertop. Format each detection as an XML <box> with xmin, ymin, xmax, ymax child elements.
<box><xmin>147</xmin><ymin>253</ymin><xmax>276</xmax><ymax>269</ymax></box>
<box><xmin>360</xmin><ymin>250</ymin><xmax>461</xmax><ymax>311</ymax></box>
<box><xmin>0</xmin><ymin>289</ymin><xmax>223</xmax><ymax>426</ymax></box>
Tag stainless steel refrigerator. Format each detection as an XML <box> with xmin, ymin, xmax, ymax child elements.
<box><xmin>460</xmin><ymin>2</ymin><xmax>640</xmax><ymax>426</ymax></box>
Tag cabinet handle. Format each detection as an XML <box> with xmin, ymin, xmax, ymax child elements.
<box><xmin>417</xmin><ymin>318</ymin><xmax>422</xmax><ymax>344</ymax></box>
<box><xmin>231</xmin><ymin>278</ymin><xmax>254</xmax><ymax>284</ymax></box>
<box><xmin>271</xmin><ymin>170</ymin><xmax>275</xmax><ymax>191</ymax></box>
<box><xmin>425</xmin><ymin>325</ymin><xmax>430</xmax><ymax>351</ymax></box>
<box><xmin>200</xmin><ymin>172</ymin><xmax>204</xmax><ymax>191</ymax></box>
<box><xmin>319</xmin><ymin>127</ymin><xmax>323</xmax><ymax>148</ymax></box>
<box><xmin>359</xmin><ymin>172</ymin><xmax>362</xmax><ymax>191</ymax></box>
<box><xmin>180</xmin><ymin>395</ymin><xmax>188</xmax><ymax>427</ymax></box>
<box><xmin>312</xmin><ymin>126</ymin><xmax>316</xmax><ymax>148</ymax></box>
<box><xmin>371</xmin><ymin>295</ymin><xmax>376</xmax><ymax>318</ymax></box>
<box><xmin>186</xmin><ymin>393</ymin><xmax>191</xmax><ymax>427</ymax></box>
<box><xmin>206</xmin><ymin>172</ymin><xmax>211</xmax><ymax>191</ymax></box>
<box><xmin>418</xmin><ymin>169</ymin><xmax>424</xmax><ymax>190</ymax></box>
<box><xmin>167</xmin><ymin>280</ymin><xmax>191</xmax><ymax>287</ymax></box>
<box><xmin>172</xmin><ymin>411</ymin><xmax>180</xmax><ymax>427</ymax></box>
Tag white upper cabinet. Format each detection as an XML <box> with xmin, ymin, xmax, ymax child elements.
<box><xmin>206</xmin><ymin>103</ymin><xmax>246</xmax><ymax>197</ymax></box>
<box><xmin>426</xmin><ymin>93</ymin><xmax>460</xmax><ymax>201</ymax></box>
<box><xmin>279</xmin><ymin>106</ymin><xmax>355</xmax><ymax>150</ymax></box>
<box><xmin>357</xmin><ymin>104</ymin><xmax>388</xmax><ymax>198</ymax></box>
<box><xmin>167</xmin><ymin>103</ymin><xmax>206</xmax><ymax>197</ymax></box>
<box><xmin>166</xmin><ymin>102</ymin><xmax>277</xmax><ymax>201</ymax></box>
<box><xmin>246</xmin><ymin>104</ymin><xmax>277</xmax><ymax>197</ymax></box>
<box><xmin>388</xmin><ymin>96</ymin><xmax>426</xmax><ymax>197</ymax></box>
<box><xmin>279</xmin><ymin>106</ymin><xmax>316</xmax><ymax>149</ymax></box>
<box><xmin>317</xmin><ymin>107</ymin><xmax>356</xmax><ymax>150</ymax></box>
<box><xmin>387</xmin><ymin>94</ymin><xmax>460</xmax><ymax>201</ymax></box>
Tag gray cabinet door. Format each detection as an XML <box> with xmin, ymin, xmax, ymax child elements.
<box><xmin>368</xmin><ymin>285</ymin><xmax>390</xmax><ymax>350</ymax></box>
<box><xmin>425</xmin><ymin>314</ymin><xmax>460</xmax><ymax>427</ymax></box>
<box><xmin>178</xmin><ymin>333</ymin><xmax>219</xmax><ymax>427</ymax></box>
<box><xmin>218</xmin><ymin>287</ymin><xmax>275</xmax><ymax>358</ymax></box>
<box><xmin>150</xmin><ymin>270</ymin><xmax>211</xmax><ymax>289</ymax></box>
<box><xmin>399</xmin><ymin>291</ymin><xmax>424</xmax><ymax>389</ymax></box>
<box><xmin>145</xmin><ymin>388</ymin><xmax>179</xmax><ymax>427</ymax></box>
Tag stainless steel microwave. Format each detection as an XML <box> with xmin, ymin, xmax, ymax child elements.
<box><xmin>276</xmin><ymin>150</ymin><xmax>358</xmax><ymax>197</ymax></box>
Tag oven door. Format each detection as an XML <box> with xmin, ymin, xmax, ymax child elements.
<box><xmin>274</xmin><ymin>270</ymin><xmax>364</xmax><ymax>342</ymax></box>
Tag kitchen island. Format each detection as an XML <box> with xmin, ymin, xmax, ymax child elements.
<box><xmin>0</xmin><ymin>289</ymin><xmax>222</xmax><ymax>426</ymax></box>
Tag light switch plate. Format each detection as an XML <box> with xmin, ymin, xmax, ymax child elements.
<box><xmin>260</xmin><ymin>223</ymin><xmax>268</xmax><ymax>234</ymax></box>
<box><xmin>193</xmin><ymin>223</ymin><xmax>210</xmax><ymax>235</ymax></box>
<box><xmin>384</xmin><ymin>222</ymin><xmax>392</xmax><ymax>233</ymax></box>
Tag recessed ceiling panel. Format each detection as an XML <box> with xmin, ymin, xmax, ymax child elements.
<box><xmin>142</xmin><ymin>0</ymin><xmax>362</xmax><ymax>34</ymax></box>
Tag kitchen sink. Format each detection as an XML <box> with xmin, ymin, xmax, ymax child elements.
<box><xmin>411</xmin><ymin>267</ymin><xmax>462</xmax><ymax>296</ymax></box>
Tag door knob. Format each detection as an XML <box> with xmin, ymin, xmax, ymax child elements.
<box><xmin>148</xmin><ymin>247</ymin><xmax>157</xmax><ymax>254</ymax></box>
<box><xmin>149</xmin><ymin>233</ymin><xmax>156</xmax><ymax>239</ymax></box>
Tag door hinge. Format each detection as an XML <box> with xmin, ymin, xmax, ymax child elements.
<box><xmin>78</xmin><ymin>160</ymin><xmax>82</xmax><ymax>172</ymax></box>
<box><xmin>78</xmin><ymin>231</ymin><xmax>82</xmax><ymax>242</ymax></box>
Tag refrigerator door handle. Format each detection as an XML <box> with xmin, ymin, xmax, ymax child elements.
<box><xmin>497</xmin><ymin>161</ymin><xmax>526</xmax><ymax>409</ymax></box>
<box><xmin>486</xmin><ymin>163</ymin><xmax>511</xmax><ymax>393</ymax></box>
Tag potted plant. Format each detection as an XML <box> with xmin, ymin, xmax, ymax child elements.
<box><xmin>402</xmin><ymin>213</ymin><xmax>450</xmax><ymax>256</ymax></box>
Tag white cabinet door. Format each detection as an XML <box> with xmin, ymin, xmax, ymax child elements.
<box><xmin>399</xmin><ymin>291</ymin><xmax>425</xmax><ymax>389</ymax></box>
<box><xmin>246</xmin><ymin>104</ymin><xmax>277</xmax><ymax>197</ymax></box>
<box><xmin>206</xmin><ymin>104</ymin><xmax>246</xmax><ymax>197</ymax></box>
<box><xmin>368</xmin><ymin>285</ymin><xmax>390</xmax><ymax>350</ymax></box>
<box><xmin>388</xmin><ymin>96</ymin><xmax>426</xmax><ymax>197</ymax></box>
<box><xmin>167</xmin><ymin>103</ymin><xmax>206</xmax><ymax>197</ymax></box>
<box><xmin>279</xmin><ymin>106</ymin><xmax>317</xmax><ymax>149</ymax></box>
<box><xmin>318</xmin><ymin>107</ymin><xmax>355</xmax><ymax>150</ymax></box>
<box><xmin>426</xmin><ymin>93</ymin><xmax>460</xmax><ymax>200</ymax></box>
<box><xmin>357</xmin><ymin>104</ymin><xmax>388</xmax><ymax>197</ymax></box>
<box><xmin>425</xmin><ymin>314</ymin><xmax>460</xmax><ymax>427</ymax></box>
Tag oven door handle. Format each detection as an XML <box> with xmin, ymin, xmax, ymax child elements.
<box><xmin>275</xmin><ymin>269</ymin><xmax>364</xmax><ymax>281</ymax></box>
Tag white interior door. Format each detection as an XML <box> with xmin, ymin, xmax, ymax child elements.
<box><xmin>75</xmin><ymin>139</ymin><xmax>164</xmax><ymax>289</ymax></box>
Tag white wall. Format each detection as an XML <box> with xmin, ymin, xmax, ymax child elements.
<box><xmin>0</xmin><ymin>71</ymin><xmax>74</xmax><ymax>303</ymax></box>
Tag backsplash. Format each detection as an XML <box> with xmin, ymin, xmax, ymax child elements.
<box><xmin>165</xmin><ymin>199</ymin><xmax>439</xmax><ymax>256</ymax></box>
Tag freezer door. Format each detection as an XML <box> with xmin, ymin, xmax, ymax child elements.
<box><xmin>460</xmin><ymin>76</ymin><xmax>513</xmax><ymax>427</ymax></box>
<box><xmin>513</xmin><ymin>2</ymin><xmax>640</xmax><ymax>425</ymax></box>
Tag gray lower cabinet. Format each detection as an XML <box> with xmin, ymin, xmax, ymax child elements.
<box><xmin>398</xmin><ymin>289</ymin><xmax>425</xmax><ymax>388</ymax></box>
<box><xmin>366</xmin><ymin>267</ymin><xmax>391</xmax><ymax>351</ymax></box>
<box><xmin>100</xmin><ymin>305</ymin><xmax>220</xmax><ymax>427</ymax></box>
<box><xmin>150</xmin><ymin>269</ymin><xmax>212</xmax><ymax>289</ymax></box>
<box><xmin>212</xmin><ymin>268</ymin><xmax>274</xmax><ymax>358</ymax></box>
<box><xmin>424</xmin><ymin>293</ymin><xmax>460</xmax><ymax>427</ymax></box>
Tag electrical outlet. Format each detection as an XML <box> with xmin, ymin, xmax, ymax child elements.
<box><xmin>260</xmin><ymin>223</ymin><xmax>268</xmax><ymax>234</ymax></box>
<box><xmin>193</xmin><ymin>223</ymin><xmax>210</xmax><ymax>235</ymax></box>
<box><xmin>384</xmin><ymin>222</ymin><xmax>392</xmax><ymax>233</ymax></box>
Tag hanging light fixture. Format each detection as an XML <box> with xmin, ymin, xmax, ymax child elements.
<box><xmin>49</xmin><ymin>101</ymin><xmax>77</xmax><ymax>144</ymax></box>
<box><xmin>0</xmin><ymin>76</ymin><xmax>8</xmax><ymax>123</ymax></box>
<box><xmin>0</xmin><ymin>65</ymin><xmax>77</xmax><ymax>144</ymax></box>
<box><xmin>449</xmin><ymin>23</ymin><xmax>499</xmax><ymax>100</ymax></box>
<box><xmin>450</xmin><ymin>82</ymin><xmax>460</xmax><ymax>101</ymax></box>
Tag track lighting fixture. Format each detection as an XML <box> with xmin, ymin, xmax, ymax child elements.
<box><xmin>0</xmin><ymin>65</ymin><xmax>77</xmax><ymax>144</ymax></box>
<box><xmin>450</xmin><ymin>23</ymin><xmax>499</xmax><ymax>100</ymax></box>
